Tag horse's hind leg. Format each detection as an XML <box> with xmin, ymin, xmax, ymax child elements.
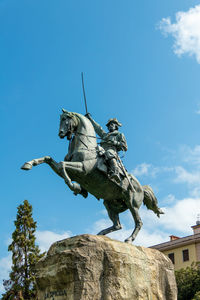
<box><xmin>97</xmin><ymin>200</ymin><xmax>122</xmax><ymax>236</ymax></box>
<box><xmin>125</xmin><ymin>205</ymin><xmax>143</xmax><ymax>243</ymax></box>
<box><xmin>123</xmin><ymin>191</ymin><xmax>143</xmax><ymax>243</ymax></box>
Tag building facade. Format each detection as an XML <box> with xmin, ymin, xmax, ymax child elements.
<box><xmin>150</xmin><ymin>222</ymin><xmax>200</xmax><ymax>270</ymax></box>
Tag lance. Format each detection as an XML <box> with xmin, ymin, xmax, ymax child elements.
<box><xmin>81</xmin><ymin>72</ymin><xmax>88</xmax><ymax>115</ymax></box>
<box><xmin>81</xmin><ymin>74</ymin><xmax>133</xmax><ymax>191</ymax></box>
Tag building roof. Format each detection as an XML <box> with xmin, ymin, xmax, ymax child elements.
<box><xmin>150</xmin><ymin>232</ymin><xmax>200</xmax><ymax>251</ymax></box>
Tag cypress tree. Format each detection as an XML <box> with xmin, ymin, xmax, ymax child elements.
<box><xmin>2</xmin><ymin>200</ymin><xmax>44</xmax><ymax>300</ymax></box>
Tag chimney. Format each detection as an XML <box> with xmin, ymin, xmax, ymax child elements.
<box><xmin>191</xmin><ymin>214</ymin><xmax>200</xmax><ymax>235</ymax></box>
<box><xmin>169</xmin><ymin>235</ymin><xmax>180</xmax><ymax>241</ymax></box>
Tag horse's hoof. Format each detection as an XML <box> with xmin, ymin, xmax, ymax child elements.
<box><xmin>80</xmin><ymin>188</ymin><xmax>88</xmax><ymax>198</ymax></box>
<box><xmin>21</xmin><ymin>163</ymin><xmax>32</xmax><ymax>170</ymax></box>
<box><xmin>44</xmin><ymin>156</ymin><xmax>51</xmax><ymax>162</ymax></box>
<box><xmin>157</xmin><ymin>208</ymin><xmax>164</xmax><ymax>217</ymax></box>
<box><xmin>97</xmin><ymin>230</ymin><xmax>106</xmax><ymax>235</ymax></box>
<box><xmin>97</xmin><ymin>232</ymin><xmax>105</xmax><ymax>236</ymax></box>
<box><xmin>114</xmin><ymin>224</ymin><xmax>122</xmax><ymax>230</ymax></box>
<box><xmin>124</xmin><ymin>238</ymin><xmax>132</xmax><ymax>244</ymax></box>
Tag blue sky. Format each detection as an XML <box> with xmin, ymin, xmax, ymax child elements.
<box><xmin>1</xmin><ymin>0</ymin><xmax>200</xmax><ymax>293</ymax></box>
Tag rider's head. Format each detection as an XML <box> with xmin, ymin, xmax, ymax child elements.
<box><xmin>106</xmin><ymin>118</ymin><xmax>122</xmax><ymax>132</ymax></box>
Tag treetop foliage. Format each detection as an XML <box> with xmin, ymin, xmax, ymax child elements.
<box><xmin>175</xmin><ymin>262</ymin><xmax>200</xmax><ymax>300</ymax></box>
<box><xmin>2</xmin><ymin>200</ymin><xmax>44</xmax><ymax>300</ymax></box>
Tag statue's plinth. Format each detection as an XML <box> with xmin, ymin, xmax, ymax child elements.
<box><xmin>35</xmin><ymin>234</ymin><xmax>177</xmax><ymax>300</ymax></box>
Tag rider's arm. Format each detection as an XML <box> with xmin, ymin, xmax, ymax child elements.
<box><xmin>86</xmin><ymin>115</ymin><xmax>106</xmax><ymax>138</ymax></box>
<box><xmin>115</xmin><ymin>133</ymin><xmax>128</xmax><ymax>152</ymax></box>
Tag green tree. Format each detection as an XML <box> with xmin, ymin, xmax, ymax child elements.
<box><xmin>2</xmin><ymin>200</ymin><xmax>44</xmax><ymax>300</ymax></box>
<box><xmin>193</xmin><ymin>291</ymin><xmax>200</xmax><ymax>300</ymax></box>
<box><xmin>175</xmin><ymin>262</ymin><xmax>200</xmax><ymax>300</ymax></box>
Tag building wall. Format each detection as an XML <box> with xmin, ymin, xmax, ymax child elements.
<box><xmin>163</xmin><ymin>243</ymin><xmax>197</xmax><ymax>270</ymax></box>
<box><xmin>195</xmin><ymin>242</ymin><xmax>200</xmax><ymax>261</ymax></box>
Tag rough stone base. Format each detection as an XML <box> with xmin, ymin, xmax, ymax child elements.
<box><xmin>36</xmin><ymin>234</ymin><xmax>177</xmax><ymax>300</ymax></box>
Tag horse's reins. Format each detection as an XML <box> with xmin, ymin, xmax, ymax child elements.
<box><xmin>73</xmin><ymin>131</ymin><xmax>96</xmax><ymax>151</ymax></box>
<box><xmin>74</xmin><ymin>131</ymin><xmax>125</xmax><ymax>158</ymax></box>
<box><xmin>75</xmin><ymin>131</ymin><xmax>99</xmax><ymax>139</ymax></box>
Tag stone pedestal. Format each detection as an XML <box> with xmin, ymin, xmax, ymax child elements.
<box><xmin>36</xmin><ymin>234</ymin><xmax>177</xmax><ymax>300</ymax></box>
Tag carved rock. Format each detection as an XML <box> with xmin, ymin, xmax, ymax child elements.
<box><xmin>36</xmin><ymin>234</ymin><xmax>177</xmax><ymax>300</ymax></box>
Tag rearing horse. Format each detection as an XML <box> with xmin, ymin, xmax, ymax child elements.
<box><xmin>21</xmin><ymin>110</ymin><xmax>163</xmax><ymax>243</ymax></box>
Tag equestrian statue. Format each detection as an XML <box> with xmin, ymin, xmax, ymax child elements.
<box><xmin>21</xmin><ymin>109</ymin><xmax>163</xmax><ymax>243</ymax></box>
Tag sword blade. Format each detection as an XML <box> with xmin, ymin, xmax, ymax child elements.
<box><xmin>117</xmin><ymin>155</ymin><xmax>135</xmax><ymax>192</ymax></box>
<box><xmin>81</xmin><ymin>72</ymin><xmax>88</xmax><ymax>114</ymax></box>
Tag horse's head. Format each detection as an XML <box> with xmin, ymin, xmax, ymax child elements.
<box><xmin>59</xmin><ymin>109</ymin><xmax>79</xmax><ymax>140</ymax></box>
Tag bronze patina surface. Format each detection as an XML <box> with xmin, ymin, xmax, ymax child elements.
<box><xmin>21</xmin><ymin>110</ymin><xmax>163</xmax><ymax>243</ymax></box>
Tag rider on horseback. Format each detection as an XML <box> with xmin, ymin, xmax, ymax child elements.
<box><xmin>86</xmin><ymin>114</ymin><xmax>127</xmax><ymax>182</ymax></box>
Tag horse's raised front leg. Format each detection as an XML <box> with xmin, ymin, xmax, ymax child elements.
<box><xmin>97</xmin><ymin>200</ymin><xmax>122</xmax><ymax>236</ymax></box>
<box><xmin>21</xmin><ymin>156</ymin><xmax>67</xmax><ymax>180</ymax></box>
<box><xmin>21</xmin><ymin>156</ymin><xmax>52</xmax><ymax>171</ymax></box>
<box><xmin>61</xmin><ymin>161</ymin><xmax>88</xmax><ymax>198</ymax></box>
<box><xmin>21</xmin><ymin>157</ymin><xmax>87</xmax><ymax>198</ymax></box>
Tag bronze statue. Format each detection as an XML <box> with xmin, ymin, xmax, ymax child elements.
<box><xmin>86</xmin><ymin>114</ymin><xmax>127</xmax><ymax>182</ymax></box>
<box><xmin>21</xmin><ymin>110</ymin><xmax>163</xmax><ymax>243</ymax></box>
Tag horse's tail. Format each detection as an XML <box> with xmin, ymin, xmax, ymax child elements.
<box><xmin>142</xmin><ymin>185</ymin><xmax>164</xmax><ymax>217</ymax></box>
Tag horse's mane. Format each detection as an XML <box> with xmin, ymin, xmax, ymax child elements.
<box><xmin>61</xmin><ymin>110</ymin><xmax>97</xmax><ymax>149</ymax></box>
<box><xmin>73</xmin><ymin>112</ymin><xmax>96</xmax><ymax>137</ymax></box>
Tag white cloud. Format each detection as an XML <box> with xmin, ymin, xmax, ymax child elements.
<box><xmin>132</xmin><ymin>163</ymin><xmax>159</xmax><ymax>177</ymax></box>
<box><xmin>137</xmin><ymin>197</ymin><xmax>200</xmax><ymax>241</ymax></box>
<box><xmin>135</xmin><ymin>228</ymin><xmax>168</xmax><ymax>247</ymax></box>
<box><xmin>141</xmin><ymin>197</ymin><xmax>200</xmax><ymax>234</ymax></box>
<box><xmin>90</xmin><ymin>218</ymin><xmax>112</xmax><ymax>235</ymax></box>
<box><xmin>162</xmin><ymin>194</ymin><xmax>176</xmax><ymax>205</ymax></box>
<box><xmin>180</xmin><ymin>145</ymin><xmax>200</xmax><ymax>165</ymax></box>
<box><xmin>0</xmin><ymin>254</ymin><xmax>12</xmax><ymax>294</ymax></box>
<box><xmin>132</xmin><ymin>163</ymin><xmax>174</xmax><ymax>180</ymax></box>
<box><xmin>90</xmin><ymin>195</ymin><xmax>200</xmax><ymax>247</ymax></box>
<box><xmin>90</xmin><ymin>215</ymin><xmax>168</xmax><ymax>247</ymax></box>
<box><xmin>132</xmin><ymin>146</ymin><xmax>200</xmax><ymax>196</ymax></box>
<box><xmin>159</xmin><ymin>5</ymin><xmax>200</xmax><ymax>63</ymax></box>
<box><xmin>174</xmin><ymin>166</ymin><xmax>200</xmax><ymax>186</ymax></box>
<box><xmin>36</xmin><ymin>230</ymin><xmax>72</xmax><ymax>253</ymax></box>
<box><xmin>160</xmin><ymin>198</ymin><xmax>200</xmax><ymax>233</ymax></box>
<box><xmin>190</xmin><ymin>187</ymin><xmax>200</xmax><ymax>198</ymax></box>
<box><xmin>195</xmin><ymin>104</ymin><xmax>200</xmax><ymax>115</ymax></box>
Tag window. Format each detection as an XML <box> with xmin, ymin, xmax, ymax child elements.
<box><xmin>168</xmin><ymin>253</ymin><xmax>175</xmax><ymax>264</ymax></box>
<box><xmin>182</xmin><ymin>249</ymin><xmax>189</xmax><ymax>262</ymax></box>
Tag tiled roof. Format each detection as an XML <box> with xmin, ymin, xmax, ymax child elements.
<box><xmin>150</xmin><ymin>233</ymin><xmax>200</xmax><ymax>251</ymax></box>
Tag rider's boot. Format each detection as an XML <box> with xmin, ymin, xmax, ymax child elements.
<box><xmin>109</xmin><ymin>158</ymin><xmax>121</xmax><ymax>183</ymax></box>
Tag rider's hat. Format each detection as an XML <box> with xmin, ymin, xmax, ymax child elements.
<box><xmin>106</xmin><ymin>118</ymin><xmax>122</xmax><ymax>127</ymax></box>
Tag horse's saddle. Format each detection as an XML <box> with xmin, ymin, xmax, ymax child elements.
<box><xmin>96</xmin><ymin>146</ymin><xmax>125</xmax><ymax>178</ymax></box>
